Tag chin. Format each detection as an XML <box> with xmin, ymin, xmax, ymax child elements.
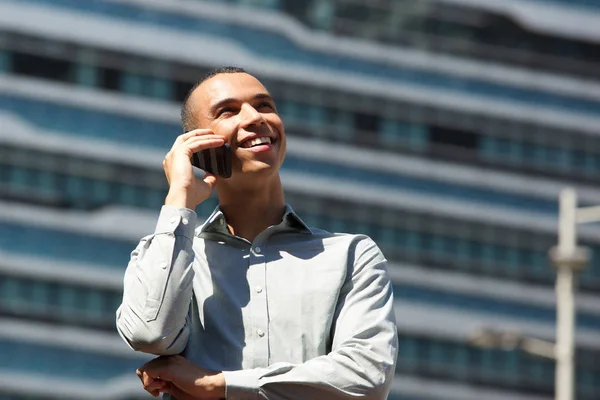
<box><xmin>236</xmin><ymin>162</ymin><xmax>280</xmax><ymax>176</ymax></box>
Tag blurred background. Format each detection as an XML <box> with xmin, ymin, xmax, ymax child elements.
<box><xmin>0</xmin><ymin>0</ymin><xmax>599</xmax><ymax>399</ymax></box>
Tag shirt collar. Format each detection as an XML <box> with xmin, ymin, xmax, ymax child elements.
<box><xmin>196</xmin><ymin>204</ymin><xmax>312</xmax><ymax>236</ymax></box>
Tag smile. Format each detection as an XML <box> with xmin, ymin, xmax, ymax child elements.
<box><xmin>240</xmin><ymin>136</ymin><xmax>274</xmax><ymax>149</ymax></box>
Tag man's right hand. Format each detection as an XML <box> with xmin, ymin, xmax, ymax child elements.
<box><xmin>163</xmin><ymin>130</ymin><xmax>225</xmax><ymax>210</ymax></box>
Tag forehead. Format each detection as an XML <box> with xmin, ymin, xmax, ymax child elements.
<box><xmin>193</xmin><ymin>73</ymin><xmax>269</xmax><ymax>110</ymax></box>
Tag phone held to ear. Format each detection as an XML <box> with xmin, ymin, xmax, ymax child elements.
<box><xmin>191</xmin><ymin>143</ymin><xmax>232</xmax><ymax>178</ymax></box>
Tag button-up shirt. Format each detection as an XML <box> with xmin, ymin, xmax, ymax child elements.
<box><xmin>116</xmin><ymin>205</ymin><xmax>398</xmax><ymax>399</ymax></box>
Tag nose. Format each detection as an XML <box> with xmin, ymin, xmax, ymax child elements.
<box><xmin>240</xmin><ymin>103</ymin><xmax>265</xmax><ymax>129</ymax></box>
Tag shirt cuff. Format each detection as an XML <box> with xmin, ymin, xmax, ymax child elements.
<box><xmin>154</xmin><ymin>205</ymin><xmax>197</xmax><ymax>239</ymax></box>
<box><xmin>223</xmin><ymin>369</ymin><xmax>261</xmax><ymax>400</ymax></box>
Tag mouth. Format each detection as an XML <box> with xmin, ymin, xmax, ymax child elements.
<box><xmin>239</xmin><ymin>135</ymin><xmax>276</xmax><ymax>150</ymax></box>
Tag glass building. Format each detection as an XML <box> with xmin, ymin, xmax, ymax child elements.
<box><xmin>0</xmin><ymin>0</ymin><xmax>599</xmax><ymax>399</ymax></box>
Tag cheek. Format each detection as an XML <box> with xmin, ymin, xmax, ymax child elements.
<box><xmin>269</xmin><ymin>117</ymin><xmax>285</xmax><ymax>136</ymax></box>
<box><xmin>212</xmin><ymin>121</ymin><xmax>237</xmax><ymax>143</ymax></box>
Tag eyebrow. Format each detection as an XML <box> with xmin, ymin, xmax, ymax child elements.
<box><xmin>209</xmin><ymin>93</ymin><xmax>274</xmax><ymax>116</ymax></box>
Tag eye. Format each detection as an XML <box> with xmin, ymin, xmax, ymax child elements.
<box><xmin>217</xmin><ymin>107</ymin><xmax>237</xmax><ymax>117</ymax></box>
<box><xmin>257</xmin><ymin>102</ymin><xmax>274</xmax><ymax>111</ymax></box>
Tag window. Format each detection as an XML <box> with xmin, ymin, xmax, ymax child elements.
<box><xmin>75</xmin><ymin>64</ymin><xmax>98</xmax><ymax>87</ymax></box>
<box><xmin>11</xmin><ymin>53</ymin><xmax>72</xmax><ymax>82</ymax></box>
<box><xmin>430</xmin><ymin>126</ymin><xmax>478</xmax><ymax>149</ymax></box>
<box><xmin>306</xmin><ymin>104</ymin><xmax>328</xmax><ymax>130</ymax></box>
<box><xmin>174</xmin><ymin>79</ymin><xmax>193</xmax><ymax>102</ymax></box>
<box><xmin>121</xmin><ymin>71</ymin><xmax>145</xmax><ymax>95</ymax></box>
<box><xmin>281</xmin><ymin>0</ymin><xmax>313</xmax><ymax>25</ymax></box>
<box><xmin>98</xmin><ymin>66</ymin><xmax>121</xmax><ymax>91</ymax></box>
<box><xmin>151</xmin><ymin>77</ymin><xmax>174</xmax><ymax>100</ymax></box>
<box><xmin>0</xmin><ymin>50</ymin><xmax>11</xmax><ymax>72</ymax></box>
<box><xmin>308</xmin><ymin>0</ymin><xmax>334</xmax><ymax>30</ymax></box>
<box><xmin>328</xmin><ymin>109</ymin><xmax>354</xmax><ymax>139</ymax></box>
<box><xmin>354</xmin><ymin>111</ymin><xmax>380</xmax><ymax>132</ymax></box>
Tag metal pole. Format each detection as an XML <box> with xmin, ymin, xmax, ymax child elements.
<box><xmin>555</xmin><ymin>188</ymin><xmax>576</xmax><ymax>400</ymax></box>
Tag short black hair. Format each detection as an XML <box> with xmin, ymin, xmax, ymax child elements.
<box><xmin>180</xmin><ymin>66</ymin><xmax>248</xmax><ymax>132</ymax></box>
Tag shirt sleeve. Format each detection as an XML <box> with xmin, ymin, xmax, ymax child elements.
<box><xmin>116</xmin><ymin>205</ymin><xmax>198</xmax><ymax>355</ymax></box>
<box><xmin>222</xmin><ymin>237</ymin><xmax>398</xmax><ymax>400</ymax></box>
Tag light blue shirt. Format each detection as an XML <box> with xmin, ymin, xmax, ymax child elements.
<box><xmin>116</xmin><ymin>205</ymin><xmax>398</xmax><ymax>399</ymax></box>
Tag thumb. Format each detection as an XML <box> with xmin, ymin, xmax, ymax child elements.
<box><xmin>203</xmin><ymin>173</ymin><xmax>218</xmax><ymax>189</ymax></box>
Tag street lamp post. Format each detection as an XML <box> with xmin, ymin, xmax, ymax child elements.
<box><xmin>548</xmin><ymin>188</ymin><xmax>593</xmax><ymax>400</ymax></box>
<box><xmin>471</xmin><ymin>188</ymin><xmax>598</xmax><ymax>400</ymax></box>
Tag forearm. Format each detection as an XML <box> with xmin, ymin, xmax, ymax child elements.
<box><xmin>224</xmin><ymin>340</ymin><xmax>397</xmax><ymax>400</ymax></box>
<box><xmin>116</xmin><ymin>205</ymin><xmax>198</xmax><ymax>355</ymax></box>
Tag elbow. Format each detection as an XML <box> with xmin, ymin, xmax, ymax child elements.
<box><xmin>360</xmin><ymin>353</ymin><xmax>397</xmax><ymax>400</ymax></box>
<box><xmin>128</xmin><ymin>334</ymin><xmax>183</xmax><ymax>356</ymax></box>
<box><xmin>363</xmin><ymin>368</ymin><xmax>395</xmax><ymax>400</ymax></box>
<box><xmin>116</xmin><ymin>311</ymin><xmax>187</xmax><ymax>355</ymax></box>
<box><xmin>358</xmin><ymin>375</ymin><xmax>393</xmax><ymax>400</ymax></box>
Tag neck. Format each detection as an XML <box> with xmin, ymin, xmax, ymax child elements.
<box><xmin>216</xmin><ymin>173</ymin><xmax>286</xmax><ymax>242</ymax></box>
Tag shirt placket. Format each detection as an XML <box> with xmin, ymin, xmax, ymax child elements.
<box><xmin>248</xmin><ymin>239</ymin><xmax>269</xmax><ymax>368</ymax></box>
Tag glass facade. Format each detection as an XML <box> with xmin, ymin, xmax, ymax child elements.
<box><xmin>202</xmin><ymin>0</ymin><xmax>600</xmax><ymax>79</ymax></box>
<box><xmin>0</xmin><ymin>274</ymin><xmax>120</xmax><ymax>330</ymax></box>
<box><xmin>2</xmin><ymin>328</ymin><xmax>599</xmax><ymax>399</ymax></box>
<box><xmin>14</xmin><ymin>0</ymin><xmax>600</xmax><ymax>79</ymax></box>
<box><xmin>3</xmin><ymin>142</ymin><xmax>600</xmax><ymax>291</ymax></box>
<box><xmin>0</xmin><ymin>339</ymin><xmax>143</xmax><ymax>382</ymax></box>
<box><xmin>4</xmin><ymin>13</ymin><xmax>600</xmax><ymax>116</ymax></box>
<box><xmin>295</xmin><ymin>195</ymin><xmax>600</xmax><ymax>291</ymax></box>
<box><xmin>3</xmin><ymin>270</ymin><xmax>600</xmax><ymax>399</ymax></box>
<box><xmin>3</xmin><ymin>42</ymin><xmax>600</xmax><ymax>183</ymax></box>
<box><xmin>4</xmin><ymin>272</ymin><xmax>599</xmax><ymax>332</ymax></box>
<box><xmin>0</xmin><ymin>144</ymin><xmax>565</xmax><ymax>216</ymax></box>
<box><xmin>0</xmin><ymin>221</ymin><xmax>138</xmax><ymax>268</ymax></box>
<box><xmin>2</xmin><ymin>0</ymin><xmax>599</xmax><ymax>398</ymax></box>
<box><xmin>397</xmin><ymin>334</ymin><xmax>600</xmax><ymax>399</ymax></box>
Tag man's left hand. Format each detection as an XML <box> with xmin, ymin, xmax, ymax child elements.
<box><xmin>136</xmin><ymin>355</ymin><xmax>226</xmax><ymax>399</ymax></box>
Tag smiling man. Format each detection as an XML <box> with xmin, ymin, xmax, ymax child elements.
<box><xmin>116</xmin><ymin>66</ymin><xmax>398</xmax><ymax>400</ymax></box>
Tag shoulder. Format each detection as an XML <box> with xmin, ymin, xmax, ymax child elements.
<box><xmin>309</xmin><ymin>229</ymin><xmax>386</xmax><ymax>263</ymax></box>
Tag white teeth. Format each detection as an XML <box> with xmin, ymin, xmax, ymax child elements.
<box><xmin>245</xmin><ymin>137</ymin><xmax>272</xmax><ymax>148</ymax></box>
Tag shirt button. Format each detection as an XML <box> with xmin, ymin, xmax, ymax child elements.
<box><xmin>255</xmin><ymin>286</ymin><xmax>263</xmax><ymax>293</ymax></box>
<box><xmin>254</xmin><ymin>247</ymin><xmax>261</xmax><ymax>254</ymax></box>
<box><xmin>170</xmin><ymin>216</ymin><xmax>178</xmax><ymax>225</ymax></box>
<box><xmin>182</xmin><ymin>218</ymin><xmax>189</xmax><ymax>225</ymax></box>
<box><xmin>257</xmin><ymin>329</ymin><xmax>265</xmax><ymax>337</ymax></box>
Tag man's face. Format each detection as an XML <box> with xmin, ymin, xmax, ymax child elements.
<box><xmin>190</xmin><ymin>72</ymin><xmax>286</xmax><ymax>177</ymax></box>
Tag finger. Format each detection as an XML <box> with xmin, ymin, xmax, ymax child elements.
<box><xmin>136</xmin><ymin>368</ymin><xmax>157</xmax><ymax>387</ymax></box>
<box><xmin>137</xmin><ymin>370</ymin><xmax>161</xmax><ymax>398</ymax></box>
<box><xmin>175</xmin><ymin>129</ymin><xmax>214</xmax><ymax>146</ymax></box>
<box><xmin>146</xmin><ymin>378</ymin><xmax>167</xmax><ymax>392</ymax></box>
<box><xmin>181</xmin><ymin>137</ymin><xmax>226</xmax><ymax>156</ymax></box>
<box><xmin>182</xmin><ymin>132</ymin><xmax>224</xmax><ymax>144</ymax></box>
<box><xmin>165</xmin><ymin>137</ymin><xmax>225</xmax><ymax>167</ymax></box>
<box><xmin>137</xmin><ymin>357</ymin><xmax>174</xmax><ymax>383</ymax></box>
<box><xmin>183</xmin><ymin>135</ymin><xmax>225</xmax><ymax>150</ymax></box>
<box><xmin>141</xmin><ymin>371</ymin><xmax>155</xmax><ymax>388</ymax></box>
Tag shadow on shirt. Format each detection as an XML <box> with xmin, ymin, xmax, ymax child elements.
<box><xmin>181</xmin><ymin>230</ymin><xmax>326</xmax><ymax>372</ymax></box>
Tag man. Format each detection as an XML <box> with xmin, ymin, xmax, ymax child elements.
<box><xmin>116</xmin><ymin>66</ymin><xmax>398</xmax><ymax>399</ymax></box>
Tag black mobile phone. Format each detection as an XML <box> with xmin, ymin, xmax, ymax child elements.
<box><xmin>191</xmin><ymin>143</ymin><xmax>232</xmax><ymax>178</ymax></box>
